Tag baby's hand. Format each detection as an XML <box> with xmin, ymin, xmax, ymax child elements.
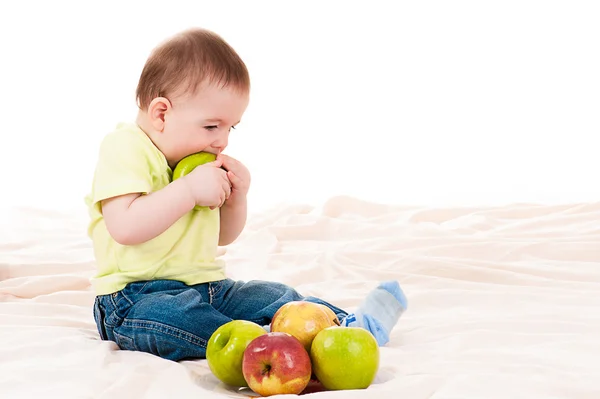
<box><xmin>218</xmin><ymin>154</ymin><xmax>251</xmax><ymax>197</ymax></box>
<box><xmin>182</xmin><ymin>158</ymin><xmax>231</xmax><ymax>208</ymax></box>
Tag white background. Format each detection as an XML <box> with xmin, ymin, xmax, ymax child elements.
<box><xmin>0</xmin><ymin>1</ymin><xmax>598</xmax><ymax>215</ymax></box>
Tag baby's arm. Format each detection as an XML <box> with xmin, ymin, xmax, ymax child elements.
<box><xmin>219</xmin><ymin>194</ymin><xmax>247</xmax><ymax>246</ymax></box>
<box><xmin>216</xmin><ymin>154</ymin><xmax>250</xmax><ymax>246</ymax></box>
<box><xmin>101</xmin><ymin>177</ymin><xmax>195</xmax><ymax>246</ymax></box>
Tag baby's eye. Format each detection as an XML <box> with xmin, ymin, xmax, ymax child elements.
<box><xmin>204</xmin><ymin>125</ymin><xmax>218</xmax><ymax>131</ymax></box>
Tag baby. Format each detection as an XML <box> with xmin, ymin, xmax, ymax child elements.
<box><xmin>85</xmin><ymin>27</ymin><xmax>407</xmax><ymax>361</ymax></box>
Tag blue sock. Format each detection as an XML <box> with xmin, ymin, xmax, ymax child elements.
<box><xmin>342</xmin><ymin>281</ymin><xmax>407</xmax><ymax>346</ymax></box>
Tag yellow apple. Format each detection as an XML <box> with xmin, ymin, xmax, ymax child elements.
<box><xmin>318</xmin><ymin>304</ymin><xmax>341</xmax><ymax>326</ymax></box>
<box><xmin>270</xmin><ymin>301</ymin><xmax>339</xmax><ymax>353</ymax></box>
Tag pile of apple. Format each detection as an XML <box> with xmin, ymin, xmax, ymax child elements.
<box><xmin>206</xmin><ymin>301</ymin><xmax>380</xmax><ymax>396</ymax></box>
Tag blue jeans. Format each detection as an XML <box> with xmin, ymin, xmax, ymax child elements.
<box><xmin>93</xmin><ymin>278</ymin><xmax>348</xmax><ymax>361</ymax></box>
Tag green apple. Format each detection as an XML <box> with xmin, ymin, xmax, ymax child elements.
<box><xmin>310</xmin><ymin>326</ymin><xmax>379</xmax><ymax>390</ymax></box>
<box><xmin>206</xmin><ymin>320</ymin><xmax>267</xmax><ymax>387</ymax></box>
<box><xmin>172</xmin><ymin>151</ymin><xmax>218</xmax><ymax>211</ymax></box>
<box><xmin>172</xmin><ymin>151</ymin><xmax>217</xmax><ymax>180</ymax></box>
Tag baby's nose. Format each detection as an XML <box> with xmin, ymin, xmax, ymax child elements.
<box><xmin>213</xmin><ymin>137</ymin><xmax>229</xmax><ymax>152</ymax></box>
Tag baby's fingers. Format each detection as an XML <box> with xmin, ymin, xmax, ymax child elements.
<box><xmin>221</xmin><ymin>180</ymin><xmax>232</xmax><ymax>199</ymax></box>
<box><xmin>209</xmin><ymin>158</ymin><xmax>224</xmax><ymax>168</ymax></box>
<box><xmin>227</xmin><ymin>170</ymin><xmax>242</xmax><ymax>189</ymax></box>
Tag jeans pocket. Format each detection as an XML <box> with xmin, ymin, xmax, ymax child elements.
<box><xmin>113</xmin><ymin>331</ymin><xmax>138</xmax><ymax>351</ymax></box>
<box><xmin>209</xmin><ymin>279</ymin><xmax>230</xmax><ymax>304</ymax></box>
<box><xmin>93</xmin><ymin>298</ymin><xmax>108</xmax><ymax>340</ymax></box>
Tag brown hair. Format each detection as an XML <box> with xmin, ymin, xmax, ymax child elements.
<box><xmin>135</xmin><ymin>28</ymin><xmax>250</xmax><ymax>110</ymax></box>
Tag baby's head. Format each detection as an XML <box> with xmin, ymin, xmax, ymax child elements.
<box><xmin>136</xmin><ymin>28</ymin><xmax>250</xmax><ymax>167</ymax></box>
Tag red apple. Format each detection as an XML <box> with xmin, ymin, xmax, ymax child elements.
<box><xmin>242</xmin><ymin>332</ymin><xmax>312</xmax><ymax>396</ymax></box>
<box><xmin>270</xmin><ymin>301</ymin><xmax>339</xmax><ymax>352</ymax></box>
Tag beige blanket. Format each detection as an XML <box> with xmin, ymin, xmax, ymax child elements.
<box><xmin>1</xmin><ymin>196</ymin><xmax>599</xmax><ymax>398</ymax></box>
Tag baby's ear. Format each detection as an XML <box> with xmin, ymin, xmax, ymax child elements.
<box><xmin>147</xmin><ymin>97</ymin><xmax>172</xmax><ymax>132</ymax></box>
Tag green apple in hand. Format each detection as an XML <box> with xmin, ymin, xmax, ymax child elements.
<box><xmin>172</xmin><ymin>151</ymin><xmax>217</xmax><ymax>180</ymax></box>
<box><xmin>310</xmin><ymin>326</ymin><xmax>380</xmax><ymax>390</ymax></box>
<box><xmin>172</xmin><ymin>151</ymin><xmax>218</xmax><ymax>211</ymax></box>
<box><xmin>206</xmin><ymin>320</ymin><xmax>267</xmax><ymax>387</ymax></box>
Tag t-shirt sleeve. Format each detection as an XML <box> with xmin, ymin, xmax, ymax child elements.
<box><xmin>89</xmin><ymin>131</ymin><xmax>154</xmax><ymax>206</ymax></box>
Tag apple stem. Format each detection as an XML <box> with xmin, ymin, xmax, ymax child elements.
<box><xmin>262</xmin><ymin>364</ymin><xmax>272</xmax><ymax>376</ymax></box>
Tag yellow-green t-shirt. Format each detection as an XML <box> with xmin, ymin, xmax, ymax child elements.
<box><xmin>84</xmin><ymin>122</ymin><xmax>226</xmax><ymax>296</ymax></box>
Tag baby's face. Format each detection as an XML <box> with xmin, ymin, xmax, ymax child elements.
<box><xmin>161</xmin><ymin>82</ymin><xmax>249</xmax><ymax>166</ymax></box>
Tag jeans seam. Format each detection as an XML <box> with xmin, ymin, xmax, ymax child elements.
<box><xmin>108</xmin><ymin>290</ymin><xmax>133</xmax><ymax>309</ymax></box>
<box><xmin>214</xmin><ymin>281</ymin><xmax>224</xmax><ymax>297</ymax></box>
<box><xmin>209</xmin><ymin>280</ymin><xmax>225</xmax><ymax>304</ymax></box>
<box><xmin>133</xmin><ymin>281</ymin><xmax>152</xmax><ymax>296</ymax></box>
<box><xmin>109</xmin><ymin>293</ymin><xmax>118</xmax><ymax>308</ymax></box>
<box><xmin>118</xmin><ymin>290</ymin><xmax>135</xmax><ymax>307</ymax></box>
<box><xmin>122</xmin><ymin>318</ymin><xmax>208</xmax><ymax>348</ymax></box>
